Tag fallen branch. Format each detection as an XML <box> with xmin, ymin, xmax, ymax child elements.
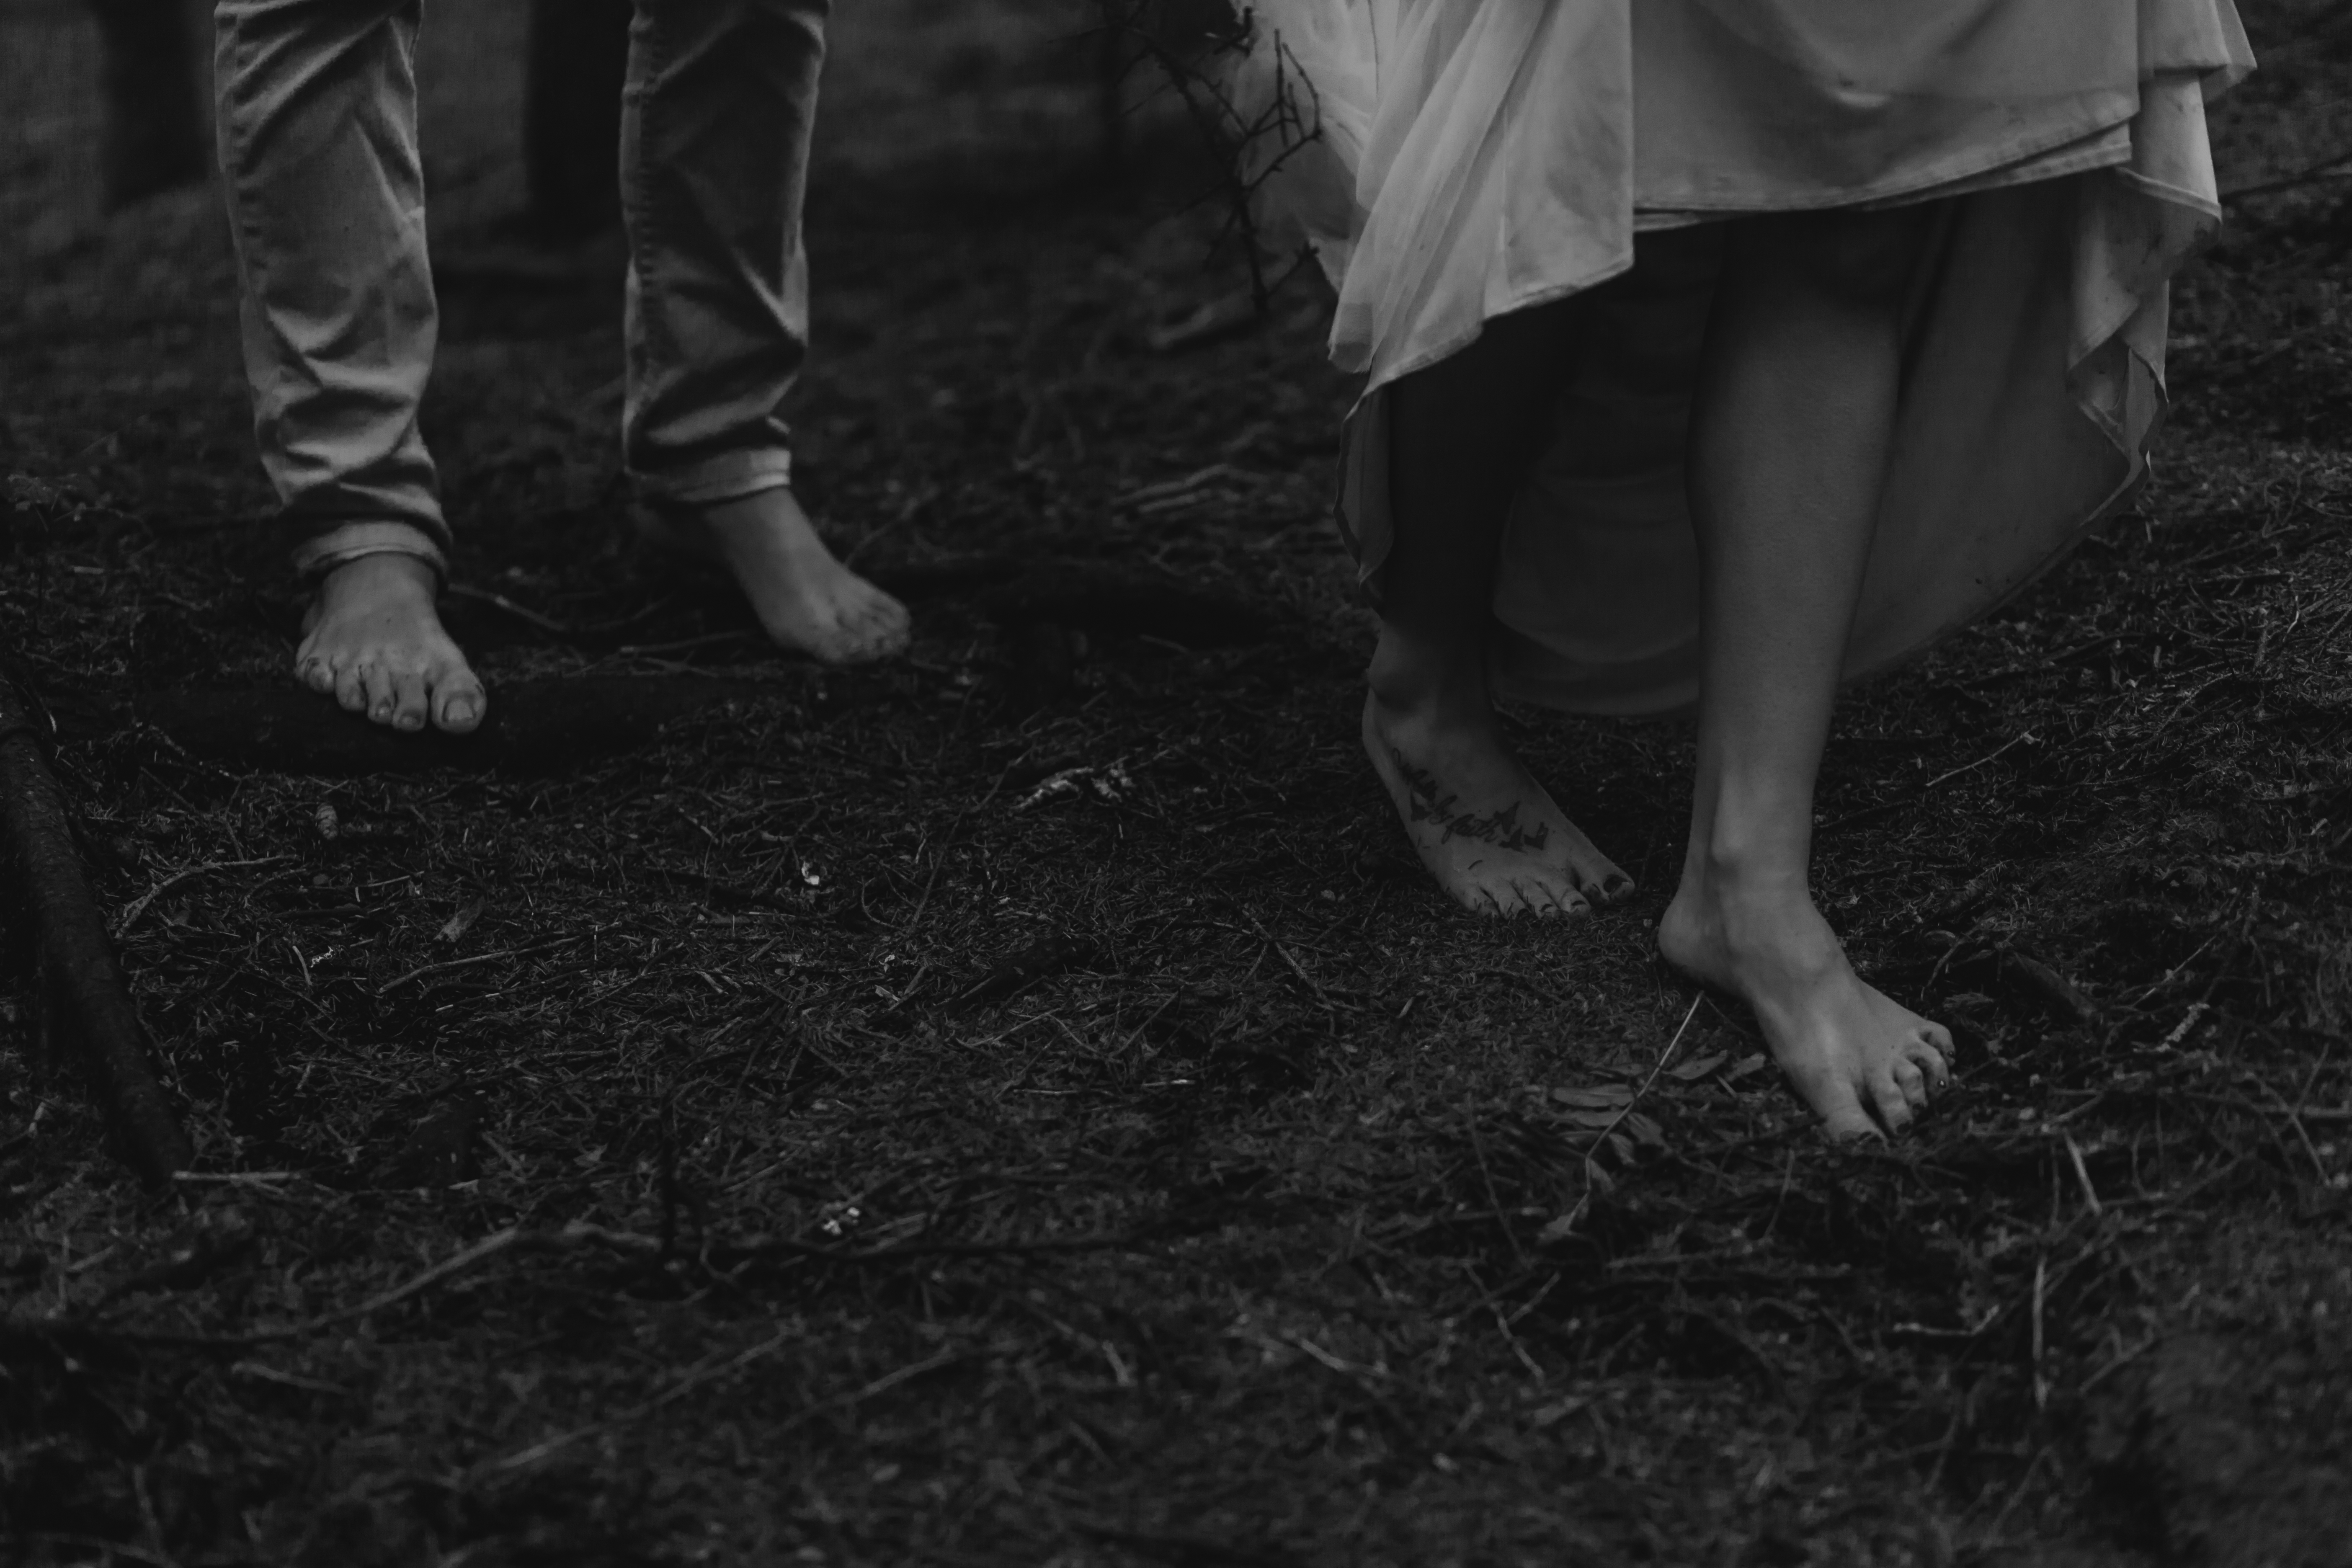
<box><xmin>0</xmin><ymin>673</ymin><xmax>191</xmax><ymax>1186</ymax></box>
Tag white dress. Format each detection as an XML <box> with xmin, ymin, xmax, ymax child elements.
<box><xmin>1236</xmin><ymin>0</ymin><xmax>2254</xmax><ymax>713</ymax></box>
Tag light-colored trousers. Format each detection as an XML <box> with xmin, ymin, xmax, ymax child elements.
<box><xmin>214</xmin><ymin>0</ymin><xmax>825</xmax><ymax>581</ymax></box>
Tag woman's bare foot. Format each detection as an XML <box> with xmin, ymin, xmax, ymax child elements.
<box><xmin>651</xmin><ymin>487</ymin><xmax>909</xmax><ymax>665</ymax></box>
<box><xmin>295</xmin><ymin>554</ymin><xmax>485</xmax><ymax>734</ymax></box>
<box><xmin>1363</xmin><ymin>689</ymin><xmax>1632</xmax><ymax>917</ymax></box>
<box><xmin>1658</xmin><ymin>861</ymin><xmax>1950</xmax><ymax>1137</ymax></box>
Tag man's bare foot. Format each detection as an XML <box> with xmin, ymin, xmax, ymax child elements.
<box><xmin>295</xmin><ymin>554</ymin><xmax>485</xmax><ymax>734</ymax></box>
<box><xmin>1363</xmin><ymin>689</ymin><xmax>1633</xmax><ymax>917</ymax></box>
<box><xmin>649</xmin><ymin>487</ymin><xmax>909</xmax><ymax>665</ymax></box>
<box><xmin>1658</xmin><ymin>863</ymin><xmax>1950</xmax><ymax>1137</ymax></box>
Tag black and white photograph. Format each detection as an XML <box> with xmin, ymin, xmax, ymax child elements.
<box><xmin>3</xmin><ymin>1</ymin><xmax>2348</xmax><ymax>1562</ymax></box>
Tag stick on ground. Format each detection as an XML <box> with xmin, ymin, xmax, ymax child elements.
<box><xmin>0</xmin><ymin>672</ymin><xmax>191</xmax><ymax>1186</ymax></box>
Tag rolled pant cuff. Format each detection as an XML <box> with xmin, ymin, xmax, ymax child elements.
<box><xmin>291</xmin><ymin>520</ymin><xmax>449</xmax><ymax>588</ymax></box>
<box><xmin>630</xmin><ymin>451</ymin><xmax>795</xmax><ymax>511</ymax></box>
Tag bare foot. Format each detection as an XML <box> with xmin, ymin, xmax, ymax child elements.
<box><xmin>295</xmin><ymin>554</ymin><xmax>485</xmax><ymax>734</ymax></box>
<box><xmin>648</xmin><ymin>488</ymin><xmax>910</xmax><ymax>665</ymax></box>
<box><xmin>1363</xmin><ymin>689</ymin><xmax>1633</xmax><ymax>917</ymax></box>
<box><xmin>1658</xmin><ymin>864</ymin><xmax>1950</xmax><ymax>1137</ymax></box>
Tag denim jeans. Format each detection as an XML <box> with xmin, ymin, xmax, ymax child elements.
<box><xmin>213</xmin><ymin>0</ymin><xmax>825</xmax><ymax>582</ymax></box>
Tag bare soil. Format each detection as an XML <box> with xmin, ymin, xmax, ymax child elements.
<box><xmin>4</xmin><ymin>4</ymin><xmax>2350</xmax><ymax>1565</ymax></box>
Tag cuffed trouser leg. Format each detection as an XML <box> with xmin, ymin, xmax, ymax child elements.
<box><xmin>621</xmin><ymin>0</ymin><xmax>828</xmax><ymax>508</ymax></box>
<box><xmin>215</xmin><ymin>0</ymin><xmax>450</xmax><ymax>581</ymax></box>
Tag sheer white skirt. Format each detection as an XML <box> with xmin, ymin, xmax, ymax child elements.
<box><xmin>1238</xmin><ymin>0</ymin><xmax>2254</xmax><ymax>712</ymax></box>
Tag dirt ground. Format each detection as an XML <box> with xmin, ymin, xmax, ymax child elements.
<box><xmin>4</xmin><ymin>4</ymin><xmax>2351</xmax><ymax>1565</ymax></box>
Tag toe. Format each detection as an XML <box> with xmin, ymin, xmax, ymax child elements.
<box><xmin>1818</xmin><ymin>1087</ymin><xmax>1883</xmax><ymax>1142</ymax></box>
<box><xmin>1892</xmin><ymin>1053</ymin><xmax>1931</xmax><ymax>1111</ymax></box>
<box><xmin>1517</xmin><ymin>881</ymin><xmax>1562</xmax><ymax>918</ymax></box>
<box><xmin>1910</xmin><ymin>1034</ymin><xmax>1947</xmax><ymax>1086</ymax></box>
<box><xmin>1595</xmin><ymin>870</ymin><xmax>1636</xmax><ymax>905</ymax></box>
<box><xmin>802</xmin><ymin>605</ymin><xmax>887</xmax><ymax>665</ymax></box>
<box><xmin>359</xmin><ymin>662</ymin><xmax>401</xmax><ymax>726</ymax></box>
<box><xmin>858</xmin><ymin>600</ymin><xmax>911</xmax><ymax>656</ymax></box>
<box><xmin>295</xmin><ymin>652</ymin><xmax>337</xmax><ymax>695</ymax></box>
<box><xmin>332</xmin><ymin>660</ymin><xmax>369</xmax><ymax>715</ymax></box>
<box><xmin>836</xmin><ymin>628</ymin><xmax>892</xmax><ymax>665</ymax></box>
<box><xmin>435</xmin><ymin>672</ymin><xmax>487</xmax><ymax>735</ymax></box>
<box><xmin>1868</xmin><ymin>1070</ymin><xmax>1916</xmax><ymax>1134</ymax></box>
<box><xmin>1487</xmin><ymin>879</ymin><xmax>1534</xmax><ymax>917</ymax></box>
<box><xmin>388</xmin><ymin>667</ymin><xmax>430</xmax><ymax>732</ymax></box>
<box><xmin>1537</xmin><ymin>881</ymin><xmax>1592</xmax><ymax>918</ymax></box>
<box><xmin>1455</xmin><ymin>878</ymin><xmax>1511</xmax><ymax>918</ymax></box>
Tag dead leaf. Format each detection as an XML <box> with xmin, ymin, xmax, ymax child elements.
<box><xmin>1550</xmin><ymin>1085</ymin><xmax>1635</xmax><ymax>1110</ymax></box>
<box><xmin>438</xmin><ymin>898</ymin><xmax>485</xmax><ymax>944</ymax></box>
<box><xmin>1665</xmin><ymin>1051</ymin><xmax>1728</xmax><ymax>1082</ymax></box>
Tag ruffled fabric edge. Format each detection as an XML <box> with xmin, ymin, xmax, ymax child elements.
<box><xmin>1236</xmin><ymin>9</ymin><xmax>2251</xmax><ymax>714</ymax></box>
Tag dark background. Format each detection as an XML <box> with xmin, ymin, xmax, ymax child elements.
<box><xmin>3</xmin><ymin>4</ymin><xmax>2351</xmax><ymax>1565</ymax></box>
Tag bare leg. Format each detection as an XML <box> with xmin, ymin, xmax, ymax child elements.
<box><xmin>295</xmin><ymin>557</ymin><xmax>485</xmax><ymax>733</ymax></box>
<box><xmin>1658</xmin><ymin>209</ymin><xmax>1952</xmax><ymax>1137</ymax></box>
<box><xmin>1367</xmin><ymin>300</ymin><xmax>1632</xmax><ymax>917</ymax></box>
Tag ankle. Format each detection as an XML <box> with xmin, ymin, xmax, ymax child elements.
<box><xmin>1366</xmin><ymin>626</ymin><xmax>1488</xmax><ymax>721</ymax></box>
<box><xmin>1677</xmin><ymin>832</ymin><xmax>1812</xmax><ymax>914</ymax></box>
<box><xmin>316</xmin><ymin>551</ymin><xmax>438</xmax><ymax>605</ymax></box>
<box><xmin>703</xmin><ymin>486</ymin><xmax>811</xmax><ymax>535</ymax></box>
<box><xmin>1664</xmin><ymin>852</ymin><xmax>1839</xmax><ymax>981</ymax></box>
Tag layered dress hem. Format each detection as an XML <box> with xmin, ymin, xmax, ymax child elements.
<box><xmin>1236</xmin><ymin>0</ymin><xmax>2253</xmax><ymax>715</ymax></box>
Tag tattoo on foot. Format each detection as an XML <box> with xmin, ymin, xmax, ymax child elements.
<box><xmin>1390</xmin><ymin>749</ymin><xmax>1552</xmax><ymax>852</ymax></box>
